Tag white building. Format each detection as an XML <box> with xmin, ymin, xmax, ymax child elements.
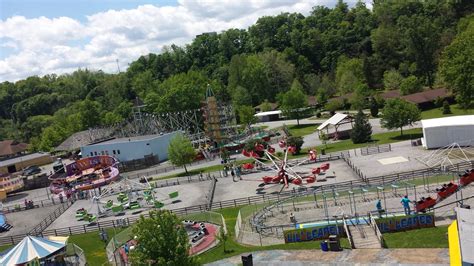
<box><xmin>421</xmin><ymin>115</ymin><xmax>474</xmax><ymax>149</ymax></box>
<box><xmin>80</xmin><ymin>132</ymin><xmax>179</xmax><ymax>162</ymax></box>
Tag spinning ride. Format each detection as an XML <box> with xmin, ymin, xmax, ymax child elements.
<box><xmin>49</xmin><ymin>155</ymin><xmax>120</xmax><ymax>195</ymax></box>
<box><xmin>241</xmin><ymin>139</ymin><xmax>328</xmax><ymax>192</ymax></box>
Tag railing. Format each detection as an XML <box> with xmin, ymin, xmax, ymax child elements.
<box><xmin>206</xmin><ymin>176</ymin><xmax>218</xmax><ymax>210</ymax></box>
<box><xmin>360</xmin><ymin>144</ymin><xmax>391</xmax><ymax>156</ymax></box>
<box><xmin>342</xmin><ymin>216</ymin><xmax>355</xmax><ymax>249</ymax></box>
<box><xmin>122</xmin><ymin>157</ymin><xmax>218</xmax><ymax>178</ymax></box>
<box><xmin>28</xmin><ymin>200</ymin><xmax>74</xmax><ymax>235</ymax></box>
<box><xmin>368</xmin><ymin>212</ymin><xmax>384</xmax><ymax>248</ymax></box>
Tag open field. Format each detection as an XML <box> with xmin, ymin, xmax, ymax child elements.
<box><xmin>421</xmin><ymin>104</ymin><xmax>474</xmax><ymax>119</ymax></box>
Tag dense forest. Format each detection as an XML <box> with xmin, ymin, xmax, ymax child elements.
<box><xmin>1</xmin><ymin>1</ymin><xmax>473</xmax><ymax>151</ymax></box>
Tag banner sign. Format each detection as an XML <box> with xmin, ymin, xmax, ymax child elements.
<box><xmin>375</xmin><ymin>213</ymin><xmax>435</xmax><ymax>233</ymax></box>
<box><xmin>283</xmin><ymin>224</ymin><xmax>345</xmax><ymax>243</ymax></box>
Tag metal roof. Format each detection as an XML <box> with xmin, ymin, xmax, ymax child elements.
<box><xmin>317</xmin><ymin>113</ymin><xmax>349</xmax><ymax>130</ymax></box>
<box><xmin>85</xmin><ymin>132</ymin><xmax>177</xmax><ymax>146</ymax></box>
<box><xmin>421</xmin><ymin>115</ymin><xmax>474</xmax><ymax>129</ymax></box>
<box><xmin>254</xmin><ymin>110</ymin><xmax>282</xmax><ymax>117</ymax></box>
<box><xmin>456</xmin><ymin>207</ymin><xmax>474</xmax><ymax>264</ymax></box>
<box><xmin>0</xmin><ymin>152</ymin><xmax>50</xmax><ymax>168</ymax></box>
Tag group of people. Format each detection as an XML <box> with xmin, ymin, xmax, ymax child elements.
<box><xmin>375</xmin><ymin>195</ymin><xmax>413</xmax><ymax>217</ymax></box>
<box><xmin>223</xmin><ymin>164</ymin><xmax>242</xmax><ymax>181</ymax></box>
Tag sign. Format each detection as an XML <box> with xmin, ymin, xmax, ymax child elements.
<box><xmin>283</xmin><ymin>224</ymin><xmax>345</xmax><ymax>243</ymax></box>
<box><xmin>375</xmin><ymin>213</ymin><xmax>435</xmax><ymax>233</ymax></box>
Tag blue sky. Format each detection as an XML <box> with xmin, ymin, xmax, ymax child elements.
<box><xmin>1</xmin><ymin>0</ymin><xmax>178</xmax><ymax>20</ymax></box>
<box><xmin>0</xmin><ymin>0</ymin><xmax>368</xmax><ymax>82</ymax></box>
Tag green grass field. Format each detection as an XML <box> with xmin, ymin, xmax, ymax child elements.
<box><xmin>290</xmin><ymin>128</ymin><xmax>422</xmax><ymax>158</ymax></box>
<box><xmin>286</xmin><ymin>123</ymin><xmax>319</xmax><ymax>137</ymax></box>
<box><xmin>421</xmin><ymin>104</ymin><xmax>474</xmax><ymax>119</ymax></box>
<box><xmin>383</xmin><ymin>225</ymin><xmax>449</xmax><ymax>248</ymax></box>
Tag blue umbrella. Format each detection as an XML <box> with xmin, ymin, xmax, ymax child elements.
<box><xmin>0</xmin><ymin>236</ymin><xmax>65</xmax><ymax>265</ymax></box>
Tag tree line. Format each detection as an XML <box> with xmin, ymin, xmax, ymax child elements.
<box><xmin>0</xmin><ymin>1</ymin><xmax>473</xmax><ymax>151</ymax></box>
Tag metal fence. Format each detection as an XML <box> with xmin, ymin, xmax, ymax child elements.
<box><xmin>0</xmin><ymin>160</ymin><xmax>471</xmax><ymax>247</ymax></box>
<box><xmin>360</xmin><ymin>144</ymin><xmax>392</xmax><ymax>156</ymax></box>
<box><xmin>28</xmin><ymin>200</ymin><xmax>74</xmax><ymax>235</ymax></box>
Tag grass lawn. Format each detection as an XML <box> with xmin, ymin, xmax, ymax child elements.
<box><xmin>383</xmin><ymin>225</ymin><xmax>449</xmax><ymax>248</ymax></box>
<box><xmin>293</xmin><ymin>128</ymin><xmax>423</xmax><ymax>157</ymax></box>
<box><xmin>421</xmin><ymin>104</ymin><xmax>474</xmax><ymax>119</ymax></box>
<box><xmin>286</xmin><ymin>123</ymin><xmax>320</xmax><ymax>137</ymax></box>
<box><xmin>151</xmin><ymin>159</ymin><xmax>254</xmax><ymax>180</ymax></box>
<box><xmin>196</xmin><ymin>207</ymin><xmax>350</xmax><ymax>264</ymax></box>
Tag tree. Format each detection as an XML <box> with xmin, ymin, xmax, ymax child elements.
<box><xmin>168</xmin><ymin>133</ymin><xmax>196</xmax><ymax>175</ymax></box>
<box><xmin>369</xmin><ymin>97</ymin><xmax>379</xmax><ymax>117</ymax></box>
<box><xmin>383</xmin><ymin>69</ymin><xmax>404</xmax><ymax>90</ymax></box>
<box><xmin>277</xmin><ymin>79</ymin><xmax>308</xmax><ymax>125</ymax></box>
<box><xmin>287</xmin><ymin>136</ymin><xmax>304</xmax><ymax>154</ymax></box>
<box><xmin>400</xmin><ymin>75</ymin><xmax>423</xmax><ymax>95</ymax></box>
<box><xmin>439</xmin><ymin>17</ymin><xmax>474</xmax><ymax>108</ymax></box>
<box><xmin>335</xmin><ymin>57</ymin><xmax>366</xmax><ymax>94</ymax></box>
<box><xmin>325</xmin><ymin>99</ymin><xmax>343</xmax><ymax>114</ymax></box>
<box><xmin>259</xmin><ymin>100</ymin><xmax>273</xmax><ymax>112</ymax></box>
<box><xmin>442</xmin><ymin>100</ymin><xmax>452</xmax><ymax>114</ymax></box>
<box><xmin>351</xmin><ymin>109</ymin><xmax>372</xmax><ymax>144</ymax></box>
<box><xmin>381</xmin><ymin>98</ymin><xmax>421</xmax><ymax>135</ymax></box>
<box><xmin>129</xmin><ymin>210</ymin><xmax>198</xmax><ymax>266</ymax></box>
<box><xmin>216</xmin><ymin>226</ymin><xmax>228</xmax><ymax>253</ymax></box>
<box><xmin>238</xmin><ymin>105</ymin><xmax>257</xmax><ymax>130</ymax></box>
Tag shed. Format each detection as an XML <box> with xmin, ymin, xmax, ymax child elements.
<box><xmin>254</xmin><ymin>110</ymin><xmax>282</xmax><ymax>122</ymax></box>
<box><xmin>421</xmin><ymin>115</ymin><xmax>474</xmax><ymax>149</ymax></box>
<box><xmin>317</xmin><ymin>113</ymin><xmax>354</xmax><ymax>140</ymax></box>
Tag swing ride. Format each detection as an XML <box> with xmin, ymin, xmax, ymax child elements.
<box><xmin>73</xmin><ymin>176</ymin><xmax>179</xmax><ymax>224</ymax></box>
<box><xmin>240</xmin><ymin>138</ymin><xmax>330</xmax><ymax>192</ymax></box>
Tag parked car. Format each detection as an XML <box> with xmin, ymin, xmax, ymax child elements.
<box><xmin>22</xmin><ymin>165</ymin><xmax>41</xmax><ymax>176</ymax></box>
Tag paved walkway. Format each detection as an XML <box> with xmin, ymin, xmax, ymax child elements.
<box><xmin>205</xmin><ymin>248</ymin><xmax>449</xmax><ymax>266</ymax></box>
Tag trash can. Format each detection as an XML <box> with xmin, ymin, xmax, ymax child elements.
<box><xmin>328</xmin><ymin>235</ymin><xmax>341</xmax><ymax>251</ymax></box>
<box><xmin>320</xmin><ymin>240</ymin><xmax>329</xmax><ymax>252</ymax></box>
<box><xmin>241</xmin><ymin>253</ymin><xmax>253</xmax><ymax>266</ymax></box>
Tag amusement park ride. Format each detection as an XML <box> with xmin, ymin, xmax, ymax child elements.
<box><xmin>240</xmin><ymin>138</ymin><xmax>329</xmax><ymax>192</ymax></box>
<box><xmin>415</xmin><ymin>168</ymin><xmax>474</xmax><ymax>212</ymax></box>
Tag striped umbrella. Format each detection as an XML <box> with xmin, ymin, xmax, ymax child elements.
<box><xmin>0</xmin><ymin>236</ymin><xmax>65</xmax><ymax>265</ymax></box>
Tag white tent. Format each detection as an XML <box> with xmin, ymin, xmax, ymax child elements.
<box><xmin>0</xmin><ymin>235</ymin><xmax>66</xmax><ymax>265</ymax></box>
<box><xmin>421</xmin><ymin>115</ymin><xmax>474</xmax><ymax>149</ymax></box>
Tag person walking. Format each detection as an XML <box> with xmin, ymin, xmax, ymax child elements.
<box><xmin>401</xmin><ymin>195</ymin><xmax>412</xmax><ymax>215</ymax></box>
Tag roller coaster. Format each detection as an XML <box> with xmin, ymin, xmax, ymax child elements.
<box><xmin>415</xmin><ymin>168</ymin><xmax>474</xmax><ymax>212</ymax></box>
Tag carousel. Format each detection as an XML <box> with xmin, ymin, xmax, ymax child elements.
<box><xmin>49</xmin><ymin>155</ymin><xmax>120</xmax><ymax>196</ymax></box>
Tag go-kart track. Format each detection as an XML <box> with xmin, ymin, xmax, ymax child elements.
<box><xmin>1</xmin><ymin>139</ymin><xmax>473</xmax><ymax>251</ymax></box>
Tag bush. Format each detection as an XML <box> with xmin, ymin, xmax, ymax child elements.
<box><xmin>400</xmin><ymin>76</ymin><xmax>423</xmax><ymax>95</ymax></box>
<box><xmin>325</xmin><ymin>99</ymin><xmax>343</xmax><ymax>113</ymax></box>
<box><xmin>442</xmin><ymin>100</ymin><xmax>452</xmax><ymax>114</ymax></box>
<box><xmin>370</xmin><ymin>97</ymin><xmax>379</xmax><ymax>117</ymax></box>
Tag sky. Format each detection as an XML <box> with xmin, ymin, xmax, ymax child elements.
<box><xmin>0</xmin><ymin>0</ymin><xmax>369</xmax><ymax>82</ymax></box>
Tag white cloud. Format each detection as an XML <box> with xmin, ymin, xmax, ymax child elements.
<box><xmin>0</xmin><ymin>0</ymin><xmax>371</xmax><ymax>82</ymax></box>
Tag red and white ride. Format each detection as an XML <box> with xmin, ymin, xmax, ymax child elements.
<box><xmin>241</xmin><ymin>139</ymin><xmax>329</xmax><ymax>192</ymax></box>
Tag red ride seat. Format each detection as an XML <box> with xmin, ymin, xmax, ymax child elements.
<box><xmin>262</xmin><ymin>176</ymin><xmax>274</xmax><ymax>183</ymax></box>
<box><xmin>312</xmin><ymin>168</ymin><xmax>321</xmax><ymax>175</ymax></box>
<box><xmin>436</xmin><ymin>182</ymin><xmax>458</xmax><ymax>199</ymax></box>
<box><xmin>306</xmin><ymin>176</ymin><xmax>316</xmax><ymax>183</ymax></box>
<box><xmin>415</xmin><ymin>196</ymin><xmax>436</xmax><ymax>212</ymax></box>
<box><xmin>320</xmin><ymin>163</ymin><xmax>330</xmax><ymax>171</ymax></box>
<box><xmin>292</xmin><ymin>178</ymin><xmax>302</xmax><ymax>185</ymax></box>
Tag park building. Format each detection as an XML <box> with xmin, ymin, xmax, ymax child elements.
<box><xmin>421</xmin><ymin>115</ymin><xmax>474</xmax><ymax>149</ymax></box>
<box><xmin>80</xmin><ymin>132</ymin><xmax>179</xmax><ymax>164</ymax></box>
